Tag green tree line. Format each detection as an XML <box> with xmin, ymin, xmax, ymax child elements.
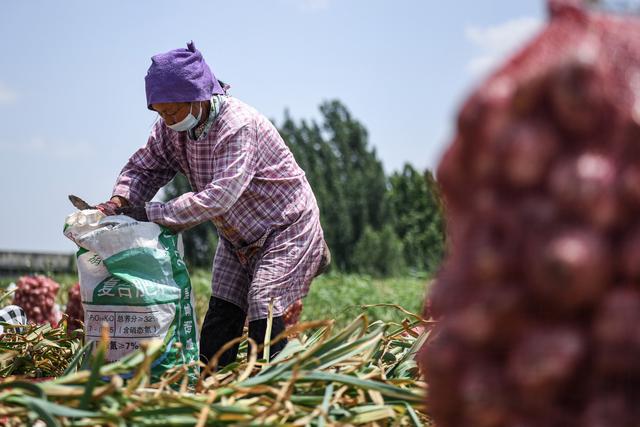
<box><xmin>163</xmin><ymin>100</ymin><xmax>445</xmax><ymax>276</ymax></box>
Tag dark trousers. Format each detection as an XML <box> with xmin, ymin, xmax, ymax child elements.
<box><xmin>199</xmin><ymin>297</ymin><xmax>287</xmax><ymax>368</ymax></box>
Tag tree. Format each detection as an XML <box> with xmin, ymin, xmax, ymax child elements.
<box><xmin>352</xmin><ymin>225</ymin><xmax>406</xmax><ymax>277</ymax></box>
<box><xmin>279</xmin><ymin>100</ymin><xmax>389</xmax><ymax>271</ymax></box>
<box><xmin>387</xmin><ymin>165</ymin><xmax>445</xmax><ymax>272</ymax></box>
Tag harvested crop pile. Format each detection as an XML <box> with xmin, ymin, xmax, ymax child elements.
<box><xmin>0</xmin><ymin>308</ymin><xmax>428</xmax><ymax>426</ymax></box>
<box><xmin>12</xmin><ymin>275</ymin><xmax>60</xmax><ymax>326</ymax></box>
<box><xmin>0</xmin><ymin>322</ymin><xmax>82</xmax><ymax>378</ymax></box>
<box><xmin>420</xmin><ymin>1</ymin><xmax>640</xmax><ymax>426</ymax></box>
<box><xmin>64</xmin><ymin>282</ymin><xmax>83</xmax><ymax>332</ymax></box>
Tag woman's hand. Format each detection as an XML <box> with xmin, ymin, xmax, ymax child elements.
<box><xmin>95</xmin><ymin>196</ymin><xmax>128</xmax><ymax>216</ymax></box>
<box><xmin>115</xmin><ymin>205</ymin><xmax>149</xmax><ymax>222</ymax></box>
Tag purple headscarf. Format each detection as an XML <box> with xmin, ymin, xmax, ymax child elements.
<box><xmin>145</xmin><ymin>41</ymin><xmax>224</xmax><ymax>109</ymax></box>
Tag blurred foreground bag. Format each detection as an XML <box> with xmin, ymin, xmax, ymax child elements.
<box><xmin>64</xmin><ymin>210</ymin><xmax>198</xmax><ymax>381</ymax></box>
<box><xmin>420</xmin><ymin>1</ymin><xmax>640</xmax><ymax>426</ymax></box>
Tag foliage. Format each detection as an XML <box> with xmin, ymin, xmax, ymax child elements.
<box><xmin>301</xmin><ymin>273</ymin><xmax>430</xmax><ymax>330</ymax></box>
<box><xmin>280</xmin><ymin>101</ymin><xmax>445</xmax><ymax>275</ymax></box>
<box><xmin>0</xmin><ymin>308</ymin><xmax>430</xmax><ymax>426</ymax></box>
<box><xmin>0</xmin><ymin>274</ymin><xmax>431</xmax><ymax>424</ymax></box>
<box><xmin>0</xmin><ymin>322</ymin><xmax>83</xmax><ymax>378</ymax></box>
<box><xmin>186</xmin><ymin>270</ymin><xmax>430</xmax><ymax>331</ymax></box>
<box><xmin>2</xmin><ymin>270</ymin><xmax>430</xmax><ymax>334</ymax></box>
<box><xmin>387</xmin><ymin>166</ymin><xmax>445</xmax><ymax>273</ymax></box>
<box><xmin>280</xmin><ymin>101</ymin><xmax>389</xmax><ymax>272</ymax></box>
<box><xmin>352</xmin><ymin>225</ymin><xmax>407</xmax><ymax>277</ymax></box>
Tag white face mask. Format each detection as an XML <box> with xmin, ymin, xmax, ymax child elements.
<box><xmin>167</xmin><ymin>102</ymin><xmax>202</xmax><ymax>132</ymax></box>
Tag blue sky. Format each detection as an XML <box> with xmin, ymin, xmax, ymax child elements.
<box><xmin>0</xmin><ymin>0</ymin><xmax>545</xmax><ymax>252</ymax></box>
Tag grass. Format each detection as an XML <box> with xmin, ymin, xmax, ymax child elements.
<box><xmin>178</xmin><ymin>269</ymin><xmax>432</xmax><ymax>329</ymax></box>
<box><xmin>1</xmin><ymin>270</ymin><xmax>432</xmax><ymax>330</ymax></box>
<box><xmin>301</xmin><ymin>272</ymin><xmax>431</xmax><ymax>328</ymax></box>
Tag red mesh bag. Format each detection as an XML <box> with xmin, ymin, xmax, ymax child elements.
<box><xmin>65</xmin><ymin>282</ymin><xmax>83</xmax><ymax>333</ymax></box>
<box><xmin>283</xmin><ymin>299</ymin><xmax>303</xmax><ymax>328</ymax></box>
<box><xmin>13</xmin><ymin>275</ymin><xmax>60</xmax><ymax>326</ymax></box>
<box><xmin>420</xmin><ymin>2</ymin><xmax>640</xmax><ymax>425</ymax></box>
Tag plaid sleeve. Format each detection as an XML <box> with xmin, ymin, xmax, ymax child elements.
<box><xmin>112</xmin><ymin>122</ymin><xmax>178</xmax><ymax>206</ymax></box>
<box><xmin>146</xmin><ymin>125</ymin><xmax>257</xmax><ymax>229</ymax></box>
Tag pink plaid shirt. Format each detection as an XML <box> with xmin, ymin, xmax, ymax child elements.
<box><xmin>112</xmin><ymin>97</ymin><xmax>326</xmax><ymax>319</ymax></box>
<box><xmin>113</xmin><ymin>97</ymin><xmax>317</xmax><ymax>248</ymax></box>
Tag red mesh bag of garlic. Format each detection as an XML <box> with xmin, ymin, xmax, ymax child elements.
<box><xmin>283</xmin><ymin>299</ymin><xmax>303</xmax><ymax>328</ymax></box>
<box><xmin>419</xmin><ymin>1</ymin><xmax>640</xmax><ymax>426</ymax></box>
<box><xmin>65</xmin><ymin>282</ymin><xmax>83</xmax><ymax>333</ymax></box>
<box><xmin>13</xmin><ymin>275</ymin><xmax>60</xmax><ymax>326</ymax></box>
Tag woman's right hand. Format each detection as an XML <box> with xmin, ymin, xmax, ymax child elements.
<box><xmin>96</xmin><ymin>196</ymin><xmax>128</xmax><ymax>216</ymax></box>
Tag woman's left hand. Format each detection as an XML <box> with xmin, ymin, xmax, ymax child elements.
<box><xmin>115</xmin><ymin>205</ymin><xmax>149</xmax><ymax>222</ymax></box>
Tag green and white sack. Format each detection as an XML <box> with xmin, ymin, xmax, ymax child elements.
<box><xmin>63</xmin><ymin>210</ymin><xmax>198</xmax><ymax>381</ymax></box>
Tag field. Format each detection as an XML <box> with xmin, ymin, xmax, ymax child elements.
<box><xmin>1</xmin><ymin>270</ymin><xmax>431</xmax><ymax>330</ymax></box>
<box><xmin>189</xmin><ymin>270</ymin><xmax>430</xmax><ymax>329</ymax></box>
<box><xmin>0</xmin><ymin>270</ymin><xmax>431</xmax><ymax>425</ymax></box>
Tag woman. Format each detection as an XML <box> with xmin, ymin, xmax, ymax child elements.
<box><xmin>97</xmin><ymin>41</ymin><xmax>329</xmax><ymax>366</ymax></box>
